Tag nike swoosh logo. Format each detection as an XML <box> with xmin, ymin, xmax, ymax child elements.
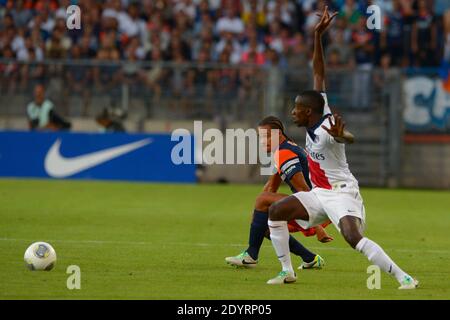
<box><xmin>44</xmin><ymin>138</ymin><xmax>152</xmax><ymax>178</ymax></box>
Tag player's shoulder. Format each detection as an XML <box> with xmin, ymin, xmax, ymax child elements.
<box><xmin>307</xmin><ymin>114</ymin><xmax>334</xmax><ymax>145</ymax></box>
<box><xmin>275</xmin><ymin>140</ymin><xmax>306</xmax><ymax>164</ymax></box>
<box><xmin>319</xmin><ymin>91</ymin><xmax>332</xmax><ymax>115</ymax></box>
<box><xmin>309</xmin><ymin>113</ymin><xmax>332</xmax><ymax>134</ymax></box>
<box><xmin>280</xmin><ymin>140</ymin><xmax>305</xmax><ymax>154</ymax></box>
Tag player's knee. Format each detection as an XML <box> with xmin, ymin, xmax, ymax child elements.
<box><xmin>254</xmin><ymin>192</ymin><xmax>271</xmax><ymax>212</ymax></box>
<box><xmin>268</xmin><ymin>201</ymin><xmax>286</xmax><ymax>221</ymax></box>
<box><xmin>342</xmin><ymin>230</ymin><xmax>362</xmax><ymax>249</ymax></box>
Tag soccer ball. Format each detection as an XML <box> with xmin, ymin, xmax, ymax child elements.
<box><xmin>24</xmin><ymin>242</ymin><xmax>57</xmax><ymax>271</ymax></box>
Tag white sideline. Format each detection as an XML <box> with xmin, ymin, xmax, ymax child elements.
<box><xmin>0</xmin><ymin>237</ymin><xmax>448</xmax><ymax>254</ymax></box>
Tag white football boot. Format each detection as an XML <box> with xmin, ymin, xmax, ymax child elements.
<box><xmin>298</xmin><ymin>255</ymin><xmax>325</xmax><ymax>270</ymax></box>
<box><xmin>398</xmin><ymin>275</ymin><xmax>419</xmax><ymax>289</ymax></box>
<box><xmin>267</xmin><ymin>270</ymin><xmax>297</xmax><ymax>284</ymax></box>
<box><xmin>225</xmin><ymin>251</ymin><xmax>257</xmax><ymax>268</ymax></box>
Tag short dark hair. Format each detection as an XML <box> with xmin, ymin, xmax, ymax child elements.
<box><xmin>297</xmin><ymin>90</ymin><xmax>325</xmax><ymax>115</ymax></box>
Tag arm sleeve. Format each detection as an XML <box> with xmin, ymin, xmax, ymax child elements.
<box><xmin>320</xmin><ymin>92</ymin><xmax>332</xmax><ymax>115</ymax></box>
<box><xmin>275</xmin><ymin>149</ymin><xmax>304</xmax><ymax>181</ymax></box>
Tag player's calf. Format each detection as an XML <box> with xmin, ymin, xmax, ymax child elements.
<box><xmin>339</xmin><ymin>216</ymin><xmax>364</xmax><ymax>248</ymax></box>
<box><xmin>339</xmin><ymin>216</ymin><xmax>418</xmax><ymax>289</ymax></box>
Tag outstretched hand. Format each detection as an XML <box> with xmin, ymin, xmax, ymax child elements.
<box><xmin>314</xmin><ymin>6</ymin><xmax>338</xmax><ymax>35</ymax></box>
<box><xmin>321</xmin><ymin>114</ymin><xmax>345</xmax><ymax>139</ymax></box>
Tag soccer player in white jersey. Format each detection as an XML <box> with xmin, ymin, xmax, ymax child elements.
<box><xmin>265</xmin><ymin>7</ymin><xmax>419</xmax><ymax>289</ymax></box>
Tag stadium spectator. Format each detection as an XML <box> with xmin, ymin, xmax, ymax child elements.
<box><xmin>380</xmin><ymin>0</ymin><xmax>405</xmax><ymax>66</ymax></box>
<box><xmin>185</xmin><ymin>48</ymin><xmax>214</xmax><ymax>100</ymax></box>
<box><xmin>64</xmin><ymin>44</ymin><xmax>92</xmax><ymax>116</ymax></box>
<box><xmin>374</xmin><ymin>51</ymin><xmax>399</xmax><ymax>94</ymax></box>
<box><xmin>27</xmin><ymin>83</ymin><xmax>71</xmax><ymax>130</ymax></box>
<box><xmin>17</xmin><ymin>35</ymin><xmax>44</xmax><ymax>62</ymax></box>
<box><xmin>285</xmin><ymin>32</ymin><xmax>308</xmax><ymax>68</ymax></box>
<box><xmin>264</xmin><ymin>48</ymin><xmax>285</xmax><ymax>116</ymax></box>
<box><xmin>192</xmin><ymin>27</ymin><xmax>214</xmax><ymax>60</ymax></box>
<box><xmin>241</xmin><ymin>26</ymin><xmax>265</xmax><ymax>53</ymax></box>
<box><xmin>141</xmin><ymin>47</ymin><xmax>166</xmax><ymax>101</ymax></box>
<box><xmin>338</xmin><ymin>0</ymin><xmax>363</xmax><ymax>28</ymax></box>
<box><xmin>304</xmin><ymin>0</ymin><xmax>327</xmax><ymax>35</ymax></box>
<box><xmin>174</xmin><ymin>0</ymin><xmax>197</xmax><ymax>21</ymax></box>
<box><xmin>0</xmin><ymin>45</ymin><xmax>19</xmax><ymax>93</ymax></box>
<box><xmin>445</xmin><ymin>9</ymin><xmax>450</xmax><ymax>63</ymax></box>
<box><xmin>0</xmin><ymin>0</ymin><xmax>448</xmax><ymax>116</ymax></box>
<box><xmin>45</xmin><ymin>24</ymin><xmax>71</xmax><ymax>59</ymax></box>
<box><xmin>266</xmin><ymin>0</ymin><xmax>296</xmax><ymax>27</ymax></box>
<box><xmin>216</xmin><ymin>5</ymin><xmax>244</xmax><ymax>36</ymax></box>
<box><xmin>241</xmin><ymin>0</ymin><xmax>266</xmax><ymax>29</ymax></box>
<box><xmin>213</xmin><ymin>46</ymin><xmax>238</xmax><ymax>121</ymax></box>
<box><xmin>411</xmin><ymin>0</ymin><xmax>438</xmax><ymax>67</ymax></box>
<box><xmin>351</xmin><ymin>17</ymin><xmax>374</xmax><ymax>108</ymax></box>
<box><xmin>0</xmin><ymin>0</ymin><xmax>447</xmax><ymax>70</ymax></box>
<box><xmin>326</xmin><ymin>28</ymin><xmax>354</xmax><ymax>67</ymax></box>
<box><xmin>119</xmin><ymin>2</ymin><xmax>148</xmax><ymax>45</ymax></box>
<box><xmin>265</xmin><ymin>20</ymin><xmax>286</xmax><ymax>54</ymax></box>
<box><xmin>238</xmin><ymin>45</ymin><xmax>263</xmax><ymax>117</ymax></box>
<box><xmin>214</xmin><ymin>31</ymin><xmax>242</xmax><ymax>64</ymax></box>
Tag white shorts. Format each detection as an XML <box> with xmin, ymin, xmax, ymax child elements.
<box><xmin>293</xmin><ymin>186</ymin><xmax>366</xmax><ymax>233</ymax></box>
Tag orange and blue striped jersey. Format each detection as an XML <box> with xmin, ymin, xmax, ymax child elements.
<box><xmin>273</xmin><ymin>140</ymin><xmax>311</xmax><ymax>193</ymax></box>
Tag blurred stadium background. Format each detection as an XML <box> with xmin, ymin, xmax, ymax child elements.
<box><xmin>0</xmin><ymin>0</ymin><xmax>449</xmax><ymax>188</ymax></box>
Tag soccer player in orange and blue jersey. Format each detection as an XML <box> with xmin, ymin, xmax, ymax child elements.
<box><xmin>225</xmin><ymin>116</ymin><xmax>332</xmax><ymax>269</ymax></box>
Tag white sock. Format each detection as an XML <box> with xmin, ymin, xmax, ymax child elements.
<box><xmin>356</xmin><ymin>237</ymin><xmax>410</xmax><ymax>283</ymax></box>
<box><xmin>268</xmin><ymin>220</ymin><xmax>294</xmax><ymax>274</ymax></box>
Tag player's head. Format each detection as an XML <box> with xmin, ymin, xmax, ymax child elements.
<box><xmin>292</xmin><ymin>90</ymin><xmax>325</xmax><ymax>127</ymax></box>
<box><xmin>257</xmin><ymin>116</ymin><xmax>289</xmax><ymax>152</ymax></box>
<box><xmin>34</xmin><ymin>84</ymin><xmax>46</xmax><ymax>105</ymax></box>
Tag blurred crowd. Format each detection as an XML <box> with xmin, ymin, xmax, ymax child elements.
<box><xmin>0</xmin><ymin>0</ymin><xmax>449</xmax><ymax>117</ymax></box>
<box><xmin>1</xmin><ymin>0</ymin><xmax>448</xmax><ymax>65</ymax></box>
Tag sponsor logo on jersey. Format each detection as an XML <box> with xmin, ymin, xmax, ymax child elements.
<box><xmin>308</xmin><ymin>151</ymin><xmax>325</xmax><ymax>161</ymax></box>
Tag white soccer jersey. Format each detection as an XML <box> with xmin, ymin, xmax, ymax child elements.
<box><xmin>304</xmin><ymin>93</ymin><xmax>359</xmax><ymax>190</ymax></box>
<box><xmin>321</xmin><ymin>92</ymin><xmax>332</xmax><ymax>115</ymax></box>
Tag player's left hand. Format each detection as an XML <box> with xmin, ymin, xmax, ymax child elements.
<box><xmin>318</xmin><ymin>235</ymin><xmax>334</xmax><ymax>243</ymax></box>
<box><xmin>322</xmin><ymin>114</ymin><xmax>345</xmax><ymax>139</ymax></box>
<box><xmin>315</xmin><ymin>225</ymin><xmax>334</xmax><ymax>243</ymax></box>
<box><xmin>315</xmin><ymin>6</ymin><xmax>338</xmax><ymax>35</ymax></box>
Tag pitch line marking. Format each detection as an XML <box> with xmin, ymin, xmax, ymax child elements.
<box><xmin>0</xmin><ymin>237</ymin><xmax>449</xmax><ymax>255</ymax></box>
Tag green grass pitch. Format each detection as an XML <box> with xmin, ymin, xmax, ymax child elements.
<box><xmin>0</xmin><ymin>179</ymin><xmax>449</xmax><ymax>300</ymax></box>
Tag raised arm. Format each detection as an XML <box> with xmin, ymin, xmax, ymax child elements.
<box><xmin>313</xmin><ymin>6</ymin><xmax>338</xmax><ymax>92</ymax></box>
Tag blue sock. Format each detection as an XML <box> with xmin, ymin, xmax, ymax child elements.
<box><xmin>246</xmin><ymin>210</ymin><xmax>268</xmax><ymax>260</ymax></box>
<box><xmin>289</xmin><ymin>235</ymin><xmax>316</xmax><ymax>263</ymax></box>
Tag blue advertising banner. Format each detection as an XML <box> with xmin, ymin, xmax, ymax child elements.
<box><xmin>0</xmin><ymin>131</ymin><xmax>196</xmax><ymax>183</ymax></box>
<box><xmin>403</xmin><ymin>76</ymin><xmax>450</xmax><ymax>133</ymax></box>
